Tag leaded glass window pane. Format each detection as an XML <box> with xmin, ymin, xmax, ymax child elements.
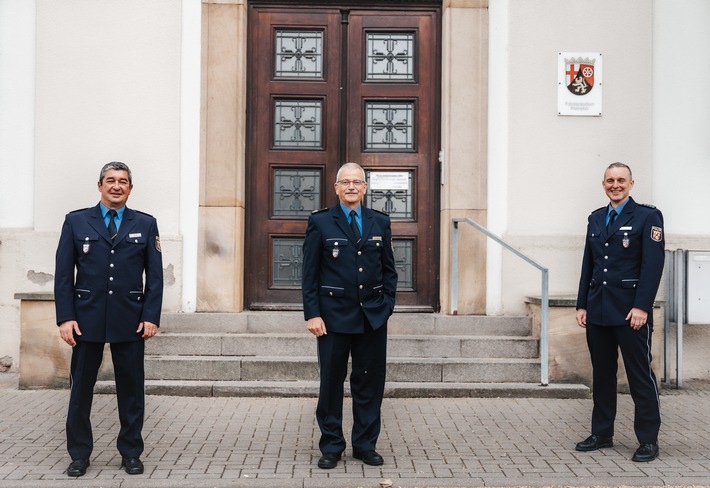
<box><xmin>275</xmin><ymin>30</ymin><xmax>323</xmax><ymax>79</ymax></box>
<box><xmin>365</xmin><ymin>101</ymin><xmax>414</xmax><ymax>150</ymax></box>
<box><xmin>365</xmin><ymin>171</ymin><xmax>413</xmax><ymax>219</ymax></box>
<box><xmin>272</xmin><ymin>237</ymin><xmax>304</xmax><ymax>287</ymax></box>
<box><xmin>393</xmin><ymin>239</ymin><xmax>413</xmax><ymax>289</ymax></box>
<box><xmin>274</xmin><ymin>99</ymin><xmax>322</xmax><ymax>148</ymax></box>
<box><xmin>366</xmin><ymin>32</ymin><xmax>415</xmax><ymax>81</ymax></box>
<box><xmin>273</xmin><ymin>169</ymin><xmax>321</xmax><ymax>217</ymax></box>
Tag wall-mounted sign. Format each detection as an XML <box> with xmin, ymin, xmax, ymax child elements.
<box><xmin>368</xmin><ymin>171</ymin><xmax>409</xmax><ymax>191</ymax></box>
<box><xmin>558</xmin><ymin>52</ymin><xmax>603</xmax><ymax>116</ymax></box>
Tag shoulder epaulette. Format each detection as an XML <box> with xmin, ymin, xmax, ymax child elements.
<box><xmin>68</xmin><ymin>207</ymin><xmax>91</xmax><ymax>214</ymax></box>
<box><xmin>134</xmin><ymin>210</ymin><xmax>155</xmax><ymax>218</ymax></box>
<box><xmin>639</xmin><ymin>203</ymin><xmax>657</xmax><ymax>209</ymax></box>
<box><xmin>590</xmin><ymin>206</ymin><xmax>606</xmax><ymax>215</ymax></box>
<box><xmin>311</xmin><ymin>208</ymin><xmax>328</xmax><ymax>214</ymax></box>
<box><xmin>370</xmin><ymin>208</ymin><xmax>390</xmax><ymax>216</ymax></box>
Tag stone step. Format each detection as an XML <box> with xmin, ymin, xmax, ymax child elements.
<box><xmin>145</xmin><ymin>356</ymin><xmax>541</xmax><ymax>383</ymax></box>
<box><xmin>145</xmin><ymin>333</ymin><xmax>539</xmax><ymax>359</ymax></box>
<box><xmin>95</xmin><ymin>379</ymin><xmax>590</xmax><ymax>399</ymax></box>
<box><xmin>160</xmin><ymin>312</ymin><xmax>532</xmax><ymax>337</ymax></box>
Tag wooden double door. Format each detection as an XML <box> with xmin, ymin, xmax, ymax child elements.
<box><xmin>245</xmin><ymin>1</ymin><xmax>441</xmax><ymax>311</ymax></box>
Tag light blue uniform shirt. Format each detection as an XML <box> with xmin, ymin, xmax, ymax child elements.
<box><xmin>340</xmin><ymin>203</ymin><xmax>362</xmax><ymax>234</ymax></box>
<box><xmin>606</xmin><ymin>199</ymin><xmax>628</xmax><ymax>226</ymax></box>
<box><xmin>99</xmin><ymin>202</ymin><xmax>125</xmax><ymax>232</ymax></box>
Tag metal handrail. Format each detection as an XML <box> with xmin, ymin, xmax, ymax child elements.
<box><xmin>451</xmin><ymin>218</ymin><xmax>550</xmax><ymax>386</ymax></box>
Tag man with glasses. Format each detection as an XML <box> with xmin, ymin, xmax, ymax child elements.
<box><xmin>302</xmin><ymin>162</ymin><xmax>397</xmax><ymax>469</ymax></box>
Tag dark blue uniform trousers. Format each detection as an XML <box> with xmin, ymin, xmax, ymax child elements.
<box><xmin>316</xmin><ymin>323</ymin><xmax>387</xmax><ymax>455</ymax></box>
<box><xmin>586</xmin><ymin>323</ymin><xmax>661</xmax><ymax>444</ymax></box>
<box><xmin>67</xmin><ymin>340</ymin><xmax>145</xmax><ymax>460</ymax></box>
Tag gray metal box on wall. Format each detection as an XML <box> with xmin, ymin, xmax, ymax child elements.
<box><xmin>687</xmin><ymin>251</ymin><xmax>710</xmax><ymax>324</ymax></box>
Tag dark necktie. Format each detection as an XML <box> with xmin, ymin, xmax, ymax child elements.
<box><xmin>349</xmin><ymin>210</ymin><xmax>361</xmax><ymax>243</ymax></box>
<box><xmin>108</xmin><ymin>210</ymin><xmax>118</xmax><ymax>240</ymax></box>
<box><xmin>607</xmin><ymin>209</ymin><xmax>617</xmax><ymax>229</ymax></box>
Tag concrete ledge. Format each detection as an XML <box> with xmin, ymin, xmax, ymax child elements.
<box><xmin>95</xmin><ymin>379</ymin><xmax>591</xmax><ymax>399</ymax></box>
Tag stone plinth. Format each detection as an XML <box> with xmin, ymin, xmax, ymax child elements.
<box><xmin>526</xmin><ymin>296</ymin><xmax>664</xmax><ymax>391</ymax></box>
<box><xmin>16</xmin><ymin>293</ymin><xmax>112</xmax><ymax>389</ymax></box>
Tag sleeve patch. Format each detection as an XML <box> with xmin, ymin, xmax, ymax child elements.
<box><xmin>650</xmin><ymin>226</ymin><xmax>662</xmax><ymax>242</ymax></box>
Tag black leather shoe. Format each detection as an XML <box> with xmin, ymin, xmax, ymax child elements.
<box><xmin>67</xmin><ymin>458</ymin><xmax>89</xmax><ymax>477</ymax></box>
<box><xmin>632</xmin><ymin>443</ymin><xmax>659</xmax><ymax>462</ymax></box>
<box><xmin>353</xmin><ymin>450</ymin><xmax>384</xmax><ymax>466</ymax></box>
<box><xmin>317</xmin><ymin>452</ymin><xmax>341</xmax><ymax>469</ymax></box>
<box><xmin>121</xmin><ymin>457</ymin><xmax>144</xmax><ymax>474</ymax></box>
<box><xmin>575</xmin><ymin>434</ymin><xmax>613</xmax><ymax>451</ymax></box>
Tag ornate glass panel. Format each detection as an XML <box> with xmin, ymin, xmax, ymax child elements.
<box><xmin>365</xmin><ymin>101</ymin><xmax>414</xmax><ymax>150</ymax></box>
<box><xmin>365</xmin><ymin>170</ymin><xmax>413</xmax><ymax>219</ymax></box>
<box><xmin>273</xmin><ymin>169</ymin><xmax>321</xmax><ymax>217</ymax></box>
<box><xmin>272</xmin><ymin>237</ymin><xmax>304</xmax><ymax>287</ymax></box>
<box><xmin>275</xmin><ymin>30</ymin><xmax>323</xmax><ymax>79</ymax></box>
<box><xmin>274</xmin><ymin>99</ymin><xmax>322</xmax><ymax>148</ymax></box>
<box><xmin>366</xmin><ymin>32</ymin><xmax>415</xmax><ymax>81</ymax></box>
<box><xmin>393</xmin><ymin>239</ymin><xmax>413</xmax><ymax>289</ymax></box>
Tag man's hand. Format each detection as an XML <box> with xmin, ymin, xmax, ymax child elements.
<box><xmin>59</xmin><ymin>321</ymin><xmax>81</xmax><ymax>346</ymax></box>
<box><xmin>137</xmin><ymin>321</ymin><xmax>159</xmax><ymax>339</ymax></box>
<box><xmin>307</xmin><ymin>317</ymin><xmax>327</xmax><ymax>337</ymax></box>
<box><xmin>575</xmin><ymin>309</ymin><xmax>587</xmax><ymax>328</ymax></box>
<box><xmin>626</xmin><ymin>308</ymin><xmax>648</xmax><ymax>330</ymax></box>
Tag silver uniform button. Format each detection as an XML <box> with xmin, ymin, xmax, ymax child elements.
<box><xmin>111</xmin><ymin>250</ymin><xmax>115</xmax><ymax>254</ymax></box>
<box><xmin>603</xmin><ymin>269</ymin><xmax>607</xmax><ymax>272</ymax></box>
<box><xmin>109</xmin><ymin>290</ymin><xmax>113</xmax><ymax>295</ymax></box>
<box><xmin>329</xmin><ymin>292</ymin><xmax>333</xmax><ymax>296</ymax></box>
<box><xmin>602</xmin><ymin>281</ymin><xmax>607</xmax><ymax>285</ymax></box>
<box><xmin>604</xmin><ymin>256</ymin><xmax>608</xmax><ymax>260</ymax></box>
<box><xmin>358</xmin><ymin>251</ymin><xmax>362</xmax><ymax>255</ymax></box>
<box><xmin>109</xmin><ymin>277</ymin><xmax>114</xmax><ymax>281</ymax></box>
<box><xmin>359</xmin><ymin>285</ymin><xmax>363</xmax><ymax>289</ymax></box>
<box><xmin>110</xmin><ymin>263</ymin><xmax>114</xmax><ymax>268</ymax></box>
<box><xmin>358</xmin><ymin>268</ymin><xmax>363</xmax><ymax>272</ymax></box>
<box><xmin>605</xmin><ymin>243</ymin><xmax>609</xmax><ymax>247</ymax></box>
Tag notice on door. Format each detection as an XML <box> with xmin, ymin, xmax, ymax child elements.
<box><xmin>368</xmin><ymin>172</ymin><xmax>409</xmax><ymax>191</ymax></box>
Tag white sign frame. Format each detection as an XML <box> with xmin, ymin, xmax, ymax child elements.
<box><xmin>368</xmin><ymin>171</ymin><xmax>409</xmax><ymax>191</ymax></box>
<box><xmin>558</xmin><ymin>52</ymin><xmax>603</xmax><ymax>116</ymax></box>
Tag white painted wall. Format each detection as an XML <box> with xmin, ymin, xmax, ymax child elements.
<box><xmin>653</xmin><ymin>0</ymin><xmax>710</xmax><ymax>237</ymax></box>
<box><xmin>0</xmin><ymin>0</ymin><xmax>189</xmax><ymax>370</ymax></box>
<box><xmin>0</xmin><ymin>0</ymin><xmax>35</xmax><ymax>229</ymax></box>
<box><xmin>488</xmin><ymin>0</ymin><xmax>710</xmax><ymax>314</ymax></box>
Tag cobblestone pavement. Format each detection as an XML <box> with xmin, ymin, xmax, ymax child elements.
<box><xmin>1</xmin><ymin>374</ymin><xmax>709</xmax><ymax>488</ymax></box>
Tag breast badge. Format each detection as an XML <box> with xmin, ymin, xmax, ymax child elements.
<box><xmin>622</xmin><ymin>232</ymin><xmax>629</xmax><ymax>248</ymax></box>
<box><xmin>83</xmin><ymin>237</ymin><xmax>90</xmax><ymax>254</ymax></box>
<box><xmin>332</xmin><ymin>241</ymin><xmax>339</xmax><ymax>259</ymax></box>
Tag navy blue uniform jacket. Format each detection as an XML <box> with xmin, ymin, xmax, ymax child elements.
<box><xmin>576</xmin><ymin>197</ymin><xmax>664</xmax><ymax>326</ymax></box>
<box><xmin>302</xmin><ymin>205</ymin><xmax>397</xmax><ymax>333</ymax></box>
<box><xmin>54</xmin><ymin>204</ymin><xmax>164</xmax><ymax>343</ymax></box>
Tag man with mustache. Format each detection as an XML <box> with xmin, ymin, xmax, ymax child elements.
<box><xmin>302</xmin><ymin>162</ymin><xmax>397</xmax><ymax>469</ymax></box>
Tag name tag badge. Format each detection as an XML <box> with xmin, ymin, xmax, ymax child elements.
<box><xmin>619</xmin><ymin>226</ymin><xmax>632</xmax><ymax>231</ymax></box>
<box><xmin>129</xmin><ymin>233</ymin><xmax>142</xmax><ymax>238</ymax></box>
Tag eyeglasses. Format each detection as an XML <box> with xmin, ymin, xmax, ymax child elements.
<box><xmin>337</xmin><ymin>179</ymin><xmax>366</xmax><ymax>187</ymax></box>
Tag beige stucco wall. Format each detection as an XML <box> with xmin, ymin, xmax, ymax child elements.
<box><xmin>198</xmin><ymin>0</ymin><xmax>247</xmax><ymax>311</ymax></box>
<box><xmin>440</xmin><ymin>1</ymin><xmax>488</xmax><ymax>314</ymax></box>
